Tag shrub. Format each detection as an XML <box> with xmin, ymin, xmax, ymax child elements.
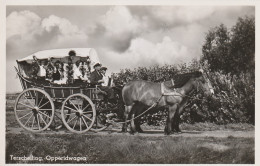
<box><xmin>113</xmin><ymin>63</ymin><xmax>254</xmax><ymax>125</ymax></box>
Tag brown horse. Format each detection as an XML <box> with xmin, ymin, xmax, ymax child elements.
<box><xmin>121</xmin><ymin>70</ymin><xmax>214</xmax><ymax>135</ymax></box>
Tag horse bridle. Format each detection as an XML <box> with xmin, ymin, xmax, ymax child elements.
<box><xmin>171</xmin><ymin>78</ymin><xmax>175</xmax><ymax>86</ymax></box>
<box><xmin>196</xmin><ymin>73</ymin><xmax>214</xmax><ymax>94</ymax></box>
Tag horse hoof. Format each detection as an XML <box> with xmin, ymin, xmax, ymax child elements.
<box><xmin>119</xmin><ymin>129</ymin><xmax>127</xmax><ymax>133</ymax></box>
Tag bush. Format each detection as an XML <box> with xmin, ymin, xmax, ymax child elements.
<box><xmin>113</xmin><ymin>62</ymin><xmax>254</xmax><ymax>125</ymax></box>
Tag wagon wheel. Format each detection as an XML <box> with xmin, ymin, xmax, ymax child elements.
<box><xmin>90</xmin><ymin>101</ymin><xmax>109</xmax><ymax>132</ymax></box>
<box><xmin>14</xmin><ymin>88</ymin><xmax>55</xmax><ymax>132</ymax></box>
<box><xmin>61</xmin><ymin>94</ymin><xmax>96</xmax><ymax>133</ymax></box>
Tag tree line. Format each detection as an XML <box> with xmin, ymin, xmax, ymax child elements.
<box><xmin>113</xmin><ymin>16</ymin><xmax>255</xmax><ymax>125</ymax></box>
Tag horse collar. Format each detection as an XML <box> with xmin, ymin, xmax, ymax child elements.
<box><xmin>161</xmin><ymin>82</ymin><xmax>176</xmax><ymax>96</ymax></box>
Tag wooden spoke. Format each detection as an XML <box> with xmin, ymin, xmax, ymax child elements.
<box><xmin>67</xmin><ymin>115</ymin><xmax>77</xmax><ymax>124</ymax></box>
<box><xmin>37</xmin><ymin>96</ymin><xmax>45</xmax><ymax>107</ymax></box>
<box><xmin>69</xmin><ymin>100</ymin><xmax>79</xmax><ymax>111</ymax></box>
<box><xmin>82</xmin><ymin>104</ymin><xmax>90</xmax><ymax>112</ymax></box>
<box><xmin>37</xmin><ymin>114</ymin><xmax>41</xmax><ymax>130</ymax></box>
<box><xmin>28</xmin><ymin>91</ymin><xmax>34</xmax><ymax>100</ymax></box>
<box><xmin>24</xmin><ymin>113</ymin><xmax>34</xmax><ymax>126</ymax></box>
<box><xmin>79</xmin><ymin>118</ymin><xmax>82</xmax><ymax>131</ymax></box>
<box><xmin>94</xmin><ymin>117</ymin><xmax>98</xmax><ymax>129</ymax></box>
<box><xmin>38</xmin><ymin>111</ymin><xmax>51</xmax><ymax>119</ymax></box>
<box><xmin>82</xmin><ymin>117</ymin><xmax>89</xmax><ymax>128</ymax></box>
<box><xmin>64</xmin><ymin>106</ymin><xmax>78</xmax><ymax>112</ymax></box>
<box><xmin>23</xmin><ymin>95</ymin><xmax>35</xmax><ymax>107</ymax></box>
<box><xmin>73</xmin><ymin>118</ymin><xmax>78</xmax><ymax>129</ymax></box>
<box><xmin>83</xmin><ymin>110</ymin><xmax>93</xmax><ymax>114</ymax></box>
<box><xmin>83</xmin><ymin>114</ymin><xmax>93</xmax><ymax>122</ymax></box>
<box><xmin>34</xmin><ymin>90</ymin><xmax>38</xmax><ymax>106</ymax></box>
<box><xmin>18</xmin><ymin>102</ymin><xmax>34</xmax><ymax>109</ymax></box>
<box><xmin>65</xmin><ymin>113</ymin><xmax>75</xmax><ymax>116</ymax></box>
<box><xmin>16</xmin><ymin>109</ymin><xmax>32</xmax><ymax>112</ymax></box>
<box><xmin>18</xmin><ymin>112</ymin><xmax>33</xmax><ymax>120</ymax></box>
<box><xmin>39</xmin><ymin>100</ymin><xmax>50</xmax><ymax>109</ymax></box>
<box><xmin>39</xmin><ymin>109</ymin><xmax>53</xmax><ymax>111</ymax></box>
<box><xmin>31</xmin><ymin>116</ymin><xmax>35</xmax><ymax>128</ymax></box>
<box><xmin>39</xmin><ymin>113</ymin><xmax>48</xmax><ymax>126</ymax></box>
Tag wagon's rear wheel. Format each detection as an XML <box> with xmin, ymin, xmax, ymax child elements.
<box><xmin>14</xmin><ymin>88</ymin><xmax>55</xmax><ymax>132</ymax></box>
<box><xmin>61</xmin><ymin>94</ymin><xmax>96</xmax><ymax>133</ymax></box>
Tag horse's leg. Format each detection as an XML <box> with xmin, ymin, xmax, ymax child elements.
<box><xmin>131</xmin><ymin>103</ymin><xmax>145</xmax><ymax>133</ymax></box>
<box><xmin>172</xmin><ymin>107</ymin><xmax>181</xmax><ymax>133</ymax></box>
<box><xmin>172</xmin><ymin>98</ymin><xmax>188</xmax><ymax>133</ymax></box>
<box><xmin>164</xmin><ymin>104</ymin><xmax>178</xmax><ymax>135</ymax></box>
<box><xmin>121</xmin><ymin>105</ymin><xmax>133</xmax><ymax>133</ymax></box>
<box><xmin>135</xmin><ymin>117</ymin><xmax>144</xmax><ymax>133</ymax></box>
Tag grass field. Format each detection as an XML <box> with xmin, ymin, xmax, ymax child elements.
<box><xmin>5</xmin><ymin>93</ymin><xmax>255</xmax><ymax>164</ymax></box>
<box><xmin>6</xmin><ymin>133</ymin><xmax>254</xmax><ymax>164</ymax></box>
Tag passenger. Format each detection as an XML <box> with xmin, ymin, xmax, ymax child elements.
<box><xmin>45</xmin><ymin>57</ymin><xmax>55</xmax><ymax>82</ymax></box>
<box><xmin>66</xmin><ymin>57</ymin><xmax>74</xmax><ymax>85</ymax></box>
<box><xmin>46</xmin><ymin>67</ymin><xmax>54</xmax><ymax>82</ymax></box>
<box><xmin>37</xmin><ymin>60</ymin><xmax>47</xmax><ymax>81</ymax></box>
<box><xmin>81</xmin><ymin>65</ymin><xmax>90</xmax><ymax>83</ymax></box>
<box><xmin>90</xmin><ymin>63</ymin><xmax>115</xmax><ymax>102</ymax></box>
<box><xmin>31</xmin><ymin>56</ymin><xmax>40</xmax><ymax>79</ymax></box>
<box><xmin>73</xmin><ymin>60</ymin><xmax>84</xmax><ymax>84</ymax></box>
<box><xmin>100</xmin><ymin>67</ymin><xmax>109</xmax><ymax>86</ymax></box>
<box><xmin>53</xmin><ymin>61</ymin><xmax>64</xmax><ymax>83</ymax></box>
<box><xmin>85</xmin><ymin>56</ymin><xmax>91</xmax><ymax>71</ymax></box>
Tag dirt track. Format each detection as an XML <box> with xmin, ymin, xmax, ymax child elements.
<box><xmin>6</xmin><ymin>111</ymin><xmax>254</xmax><ymax>138</ymax></box>
<box><xmin>6</xmin><ymin>126</ymin><xmax>254</xmax><ymax>138</ymax></box>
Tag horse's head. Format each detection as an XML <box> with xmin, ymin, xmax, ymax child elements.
<box><xmin>194</xmin><ymin>69</ymin><xmax>214</xmax><ymax>97</ymax></box>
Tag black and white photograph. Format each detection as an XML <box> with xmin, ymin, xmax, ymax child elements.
<box><xmin>4</xmin><ymin>2</ymin><xmax>256</xmax><ymax>164</ymax></box>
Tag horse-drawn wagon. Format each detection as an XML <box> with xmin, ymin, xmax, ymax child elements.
<box><xmin>14</xmin><ymin>48</ymin><xmax>121</xmax><ymax>133</ymax></box>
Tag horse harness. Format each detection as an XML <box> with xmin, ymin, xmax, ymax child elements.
<box><xmin>109</xmin><ymin>79</ymin><xmax>204</xmax><ymax>124</ymax></box>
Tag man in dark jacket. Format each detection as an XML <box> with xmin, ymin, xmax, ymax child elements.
<box><xmin>90</xmin><ymin>63</ymin><xmax>114</xmax><ymax>100</ymax></box>
<box><xmin>90</xmin><ymin>63</ymin><xmax>103</xmax><ymax>86</ymax></box>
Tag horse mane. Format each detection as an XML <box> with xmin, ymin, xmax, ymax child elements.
<box><xmin>172</xmin><ymin>71</ymin><xmax>202</xmax><ymax>88</ymax></box>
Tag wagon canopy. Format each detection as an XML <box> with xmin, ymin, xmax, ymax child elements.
<box><xmin>17</xmin><ymin>48</ymin><xmax>100</xmax><ymax>64</ymax></box>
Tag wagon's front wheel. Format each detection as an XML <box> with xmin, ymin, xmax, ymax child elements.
<box><xmin>61</xmin><ymin>94</ymin><xmax>96</xmax><ymax>133</ymax></box>
<box><xmin>14</xmin><ymin>88</ymin><xmax>55</xmax><ymax>132</ymax></box>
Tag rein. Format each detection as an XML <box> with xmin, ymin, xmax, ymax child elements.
<box><xmin>161</xmin><ymin>81</ymin><xmax>207</xmax><ymax>101</ymax></box>
<box><xmin>109</xmin><ymin>94</ymin><xmax>164</xmax><ymax>124</ymax></box>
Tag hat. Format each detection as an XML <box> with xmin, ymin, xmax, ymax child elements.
<box><xmin>68</xmin><ymin>50</ymin><xmax>76</xmax><ymax>56</ymax></box>
<box><xmin>100</xmin><ymin>67</ymin><xmax>107</xmax><ymax>71</ymax></box>
<box><xmin>94</xmin><ymin>63</ymin><xmax>102</xmax><ymax>68</ymax></box>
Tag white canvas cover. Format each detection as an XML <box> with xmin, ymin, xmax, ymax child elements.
<box><xmin>17</xmin><ymin>48</ymin><xmax>100</xmax><ymax>73</ymax></box>
<box><xmin>17</xmin><ymin>48</ymin><xmax>100</xmax><ymax>64</ymax></box>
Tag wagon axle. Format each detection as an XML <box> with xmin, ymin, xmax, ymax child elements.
<box><xmin>32</xmin><ymin>106</ymin><xmax>40</xmax><ymax>114</ymax></box>
<box><xmin>75</xmin><ymin>109</ymin><xmax>84</xmax><ymax>117</ymax></box>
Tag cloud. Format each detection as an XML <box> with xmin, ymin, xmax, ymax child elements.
<box><xmin>100</xmin><ymin>6</ymin><xmax>141</xmax><ymax>36</ymax></box>
<box><xmin>41</xmin><ymin>15</ymin><xmax>87</xmax><ymax>45</ymax></box>
<box><xmin>151</xmin><ymin>6</ymin><xmax>214</xmax><ymax>26</ymax></box>
<box><xmin>7</xmin><ymin>11</ymin><xmax>88</xmax><ymax>55</ymax></box>
<box><xmin>89</xmin><ymin>6</ymin><xmax>144</xmax><ymax>52</ymax></box>
<box><xmin>7</xmin><ymin>10</ymin><xmax>42</xmax><ymax>40</ymax></box>
<box><xmin>101</xmin><ymin>36</ymin><xmax>191</xmax><ymax>72</ymax></box>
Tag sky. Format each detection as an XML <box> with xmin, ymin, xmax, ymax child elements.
<box><xmin>6</xmin><ymin>5</ymin><xmax>254</xmax><ymax>93</ymax></box>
